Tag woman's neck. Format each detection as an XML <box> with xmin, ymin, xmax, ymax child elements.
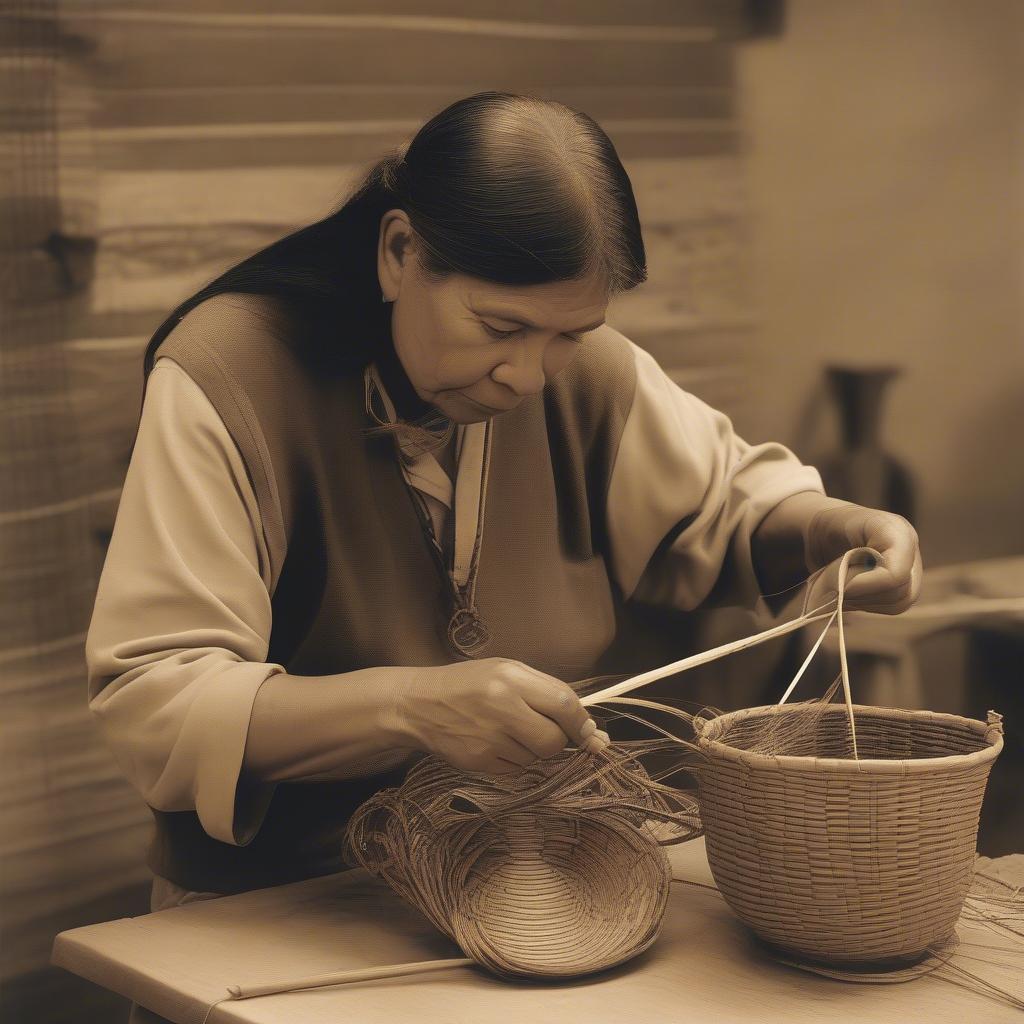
<box><xmin>376</xmin><ymin>331</ymin><xmax>434</xmax><ymax>422</ymax></box>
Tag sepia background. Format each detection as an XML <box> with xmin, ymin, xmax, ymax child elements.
<box><xmin>2</xmin><ymin>1</ymin><xmax>1021</xmax><ymax>1021</ymax></box>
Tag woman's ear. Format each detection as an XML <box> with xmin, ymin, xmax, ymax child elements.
<box><xmin>377</xmin><ymin>209</ymin><xmax>416</xmax><ymax>303</ymax></box>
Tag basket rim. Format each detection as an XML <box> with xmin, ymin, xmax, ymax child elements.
<box><xmin>695</xmin><ymin>703</ymin><xmax>1004</xmax><ymax>774</ymax></box>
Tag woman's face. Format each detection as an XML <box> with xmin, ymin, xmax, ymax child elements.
<box><xmin>378</xmin><ymin>210</ymin><xmax>609</xmax><ymax>423</ymax></box>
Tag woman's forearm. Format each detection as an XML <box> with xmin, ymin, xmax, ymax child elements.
<box><xmin>242</xmin><ymin>667</ymin><xmax>418</xmax><ymax>784</ymax></box>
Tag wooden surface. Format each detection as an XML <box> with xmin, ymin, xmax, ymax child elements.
<box><xmin>52</xmin><ymin>837</ymin><xmax>1024</xmax><ymax>1024</ymax></box>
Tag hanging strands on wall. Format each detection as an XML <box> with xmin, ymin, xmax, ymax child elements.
<box><xmin>212</xmin><ymin>547</ymin><xmax>1022</xmax><ymax>1012</ymax></box>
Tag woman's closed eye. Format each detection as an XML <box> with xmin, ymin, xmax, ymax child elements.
<box><xmin>481</xmin><ymin>322</ymin><xmax>585</xmax><ymax>343</ymax></box>
<box><xmin>482</xmin><ymin>322</ymin><xmax>522</xmax><ymax>340</ymax></box>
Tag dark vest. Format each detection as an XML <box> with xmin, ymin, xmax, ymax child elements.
<box><xmin>145</xmin><ymin>292</ymin><xmax>638</xmax><ymax>894</ymax></box>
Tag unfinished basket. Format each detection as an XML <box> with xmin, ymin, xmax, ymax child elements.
<box><xmin>343</xmin><ymin>743</ymin><xmax>701</xmax><ymax>978</ymax></box>
<box><xmin>694</xmin><ymin>701</ymin><xmax>1004</xmax><ymax>965</ymax></box>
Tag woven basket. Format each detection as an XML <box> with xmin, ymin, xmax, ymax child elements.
<box><xmin>694</xmin><ymin>703</ymin><xmax>1004</xmax><ymax>965</ymax></box>
<box><xmin>450</xmin><ymin>804</ymin><xmax>672</xmax><ymax>977</ymax></box>
<box><xmin>343</xmin><ymin>745</ymin><xmax>696</xmax><ymax>979</ymax></box>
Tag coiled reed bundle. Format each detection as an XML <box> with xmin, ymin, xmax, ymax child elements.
<box><xmin>342</xmin><ymin>737</ymin><xmax>703</xmax><ymax>978</ymax></box>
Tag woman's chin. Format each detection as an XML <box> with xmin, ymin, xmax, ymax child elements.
<box><xmin>447</xmin><ymin>408</ymin><xmax>491</xmax><ymax>424</ymax></box>
<box><xmin>438</xmin><ymin>392</ymin><xmax>498</xmax><ymax>423</ymax></box>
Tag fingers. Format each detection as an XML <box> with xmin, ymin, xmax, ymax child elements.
<box><xmin>860</xmin><ymin>543</ymin><xmax>923</xmax><ymax>615</ymax></box>
<box><xmin>810</xmin><ymin>514</ymin><xmax>922</xmax><ymax>616</ymax></box>
<box><xmin>481</xmin><ymin>727</ymin><xmax>609</xmax><ymax>774</ymax></box>
<box><xmin>411</xmin><ymin>659</ymin><xmax>612</xmax><ymax>775</ymax></box>
<box><xmin>516</xmin><ymin>668</ymin><xmax>594</xmax><ymax>746</ymax></box>
<box><xmin>841</xmin><ymin>519</ymin><xmax>921</xmax><ymax>613</ymax></box>
<box><xmin>505</xmin><ymin>702</ymin><xmax>575</xmax><ymax>760</ymax></box>
<box><xmin>490</xmin><ymin>757</ymin><xmax>529</xmax><ymax>775</ymax></box>
<box><xmin>840</xmin><ymin>565</ymin><xmax>911</xmax><ymax>611</ymax></box>
<box><xmin>865</xmin><ymin>513</ymin><xmax>917</xmax><ymax>583</ymax></box>
<box><xmin>909</xmin><ymin>544</ymin><xmax>924</xmax><ymax>603</ymax></box>
<box><xmin>502</xmin><ymin>666</ymin><xmax>613</xmax><ymax>758</ymax></box>
<box><xmin>583</xmin><ymin>728</ymin><xmax>611</xmax><ymax>754</ymax></box>
<box><xmin>491</xmin><ymin>733</ymin><xmax>548</xmax><ymax>771</ymax></box>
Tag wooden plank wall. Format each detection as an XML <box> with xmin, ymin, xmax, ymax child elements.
<box><xmin>2</xmin><ymin>1</ymin><xmax>764</xmax><ymax>1009</ymax></box>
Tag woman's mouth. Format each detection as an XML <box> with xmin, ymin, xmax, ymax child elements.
<box><xmin>461</xmin><ymin>393</ymin><xmax>512</xmax><ymax>415</ymax></box>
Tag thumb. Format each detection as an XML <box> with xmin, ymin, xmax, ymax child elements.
<box><xmin>805</xmin><ymin>546</ymin><xmax>882</xmax><ymax>611</ymax></box>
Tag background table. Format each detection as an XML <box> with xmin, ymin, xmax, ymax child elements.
<box><xmin>819</xmin><ymin>555</ymin><xmax>1024</xmax><ymax>710</ymax></box>
<box><xmin>816</xmin><ymin>555</ymin><xmax>1024</xmax><ymax>855</ymax></box>
<box><xmin>52</xmin><ymin>838</ymin><xmax>1024</xmax><ymax>1024</ymax></box>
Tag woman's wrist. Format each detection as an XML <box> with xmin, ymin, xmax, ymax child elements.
<box><xmin>376</xmin><ymin>671</ymin><xmax>420</xmax><ymax>750</ymax></box>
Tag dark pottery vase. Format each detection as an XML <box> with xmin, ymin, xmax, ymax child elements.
<box><xmin>818</xmin><ymin>365</ymin><xmax>915</xmax><ymax>523</ymax></box>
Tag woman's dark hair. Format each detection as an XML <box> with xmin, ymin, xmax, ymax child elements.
<box><xmin>141</xmin><ymin>90</ymin><xmax>648</xmax><ymax>381</ymax></box>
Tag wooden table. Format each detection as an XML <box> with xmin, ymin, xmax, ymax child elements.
<box><xmin>52</xmin><ymin>838</ymin><xmax>1023</xmax><ymax>1024</ymax></box>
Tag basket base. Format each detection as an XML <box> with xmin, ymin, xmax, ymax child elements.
<box><xmin>751</xmin><ymin>932</ymin><xmax>953</xmax><ymax>976</ymax></box>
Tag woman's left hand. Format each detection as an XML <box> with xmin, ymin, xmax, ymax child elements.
<box><xmin>806</xmin><ymin>501</ymin><xmax>923</xmax><ymax>614</ymax></box>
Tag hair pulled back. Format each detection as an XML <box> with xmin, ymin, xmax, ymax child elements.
<box><xmin>141</xmin><ymin>91</ymin><xmax>648</xmax><ymax>380</ymax></box>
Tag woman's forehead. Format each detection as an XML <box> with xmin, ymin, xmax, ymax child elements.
<box><xmin>459</xmin><ymin>274</ymin><xmax>609</xmax><ymax>327</ymax></box>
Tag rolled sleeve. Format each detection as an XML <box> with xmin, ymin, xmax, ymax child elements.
<box><xmin>606</xmin><ymin>340</ymin><xmax>824</xmax><ymax>615</ymax></box>
<box><xmin>86</xmin><ymin>358</ymin><xmax>284</xmax><ymax>846</ymax></box>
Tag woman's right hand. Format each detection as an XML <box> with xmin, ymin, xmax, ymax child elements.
<box><xmin>389</xmin><ymin>658</ymin><xmax>610</xmax><ymax>775</ymax></box>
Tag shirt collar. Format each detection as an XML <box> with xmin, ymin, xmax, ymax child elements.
<box><xmin>365</xmin><ymin>361</ymin><xmax>459</xmax><ymax>460</ymax></box>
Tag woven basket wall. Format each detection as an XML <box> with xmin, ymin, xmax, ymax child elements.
<box><xmin>694</xmin><ymin>704</ymin><xmax>1003</xmax><ymax>965</ymax></box>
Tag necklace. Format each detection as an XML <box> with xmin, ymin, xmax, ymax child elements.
<box><xmin>444</xmin><ymin>416</ymin><xmax>493</xmax><ymax>657</ymax></box>
<box><xmin>365</xmin><ymin>362</ymin><xmax>494</xmax><ymax>658</ymax></box>
<box><xmin>399</xmin><ymin>415</ymin><xmax>493</xmax><ymax>658</ymax></box>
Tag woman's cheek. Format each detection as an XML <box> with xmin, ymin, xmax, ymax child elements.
<box><xmin>544</xmin><ymin>340</ymin><xmax>581</xmax><ymax>379</ymax></box>
<box><xmin>432</xmin><ymin>338</ymin><xmax>578</xmax><ymax>389</ymax></box>
<box><xmin>433</xmin><ymin>346</ymin><xmax>503</xmax><ymax>389</ymax></box>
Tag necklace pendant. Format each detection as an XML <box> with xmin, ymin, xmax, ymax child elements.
<box><xmin>447</xmin><ymin>607</ymin><xmax>491</xmax><ymax>657</ymax></box>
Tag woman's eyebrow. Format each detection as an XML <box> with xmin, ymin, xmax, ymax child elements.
<box><xmin>474</xmin><ymin>309</ymin><xmax>606</xmax><ymax>333</ymax></box>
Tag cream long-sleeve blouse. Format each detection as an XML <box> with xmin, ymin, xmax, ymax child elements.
<box><xmin>85</xmin><ymin>337</ymin><xmax>824</xmax><ymax>849</ymax></box>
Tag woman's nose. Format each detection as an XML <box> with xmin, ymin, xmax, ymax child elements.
<box><xmin>490</xmin><ymin>344</ymin><xmax>547</xmax><ymax>396</ymax></box>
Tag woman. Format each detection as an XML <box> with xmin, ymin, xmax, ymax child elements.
<box><xmin>86</xmin><ymin>91</ymin><xmax>920</xmax><ymax>1013</ymax></box>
